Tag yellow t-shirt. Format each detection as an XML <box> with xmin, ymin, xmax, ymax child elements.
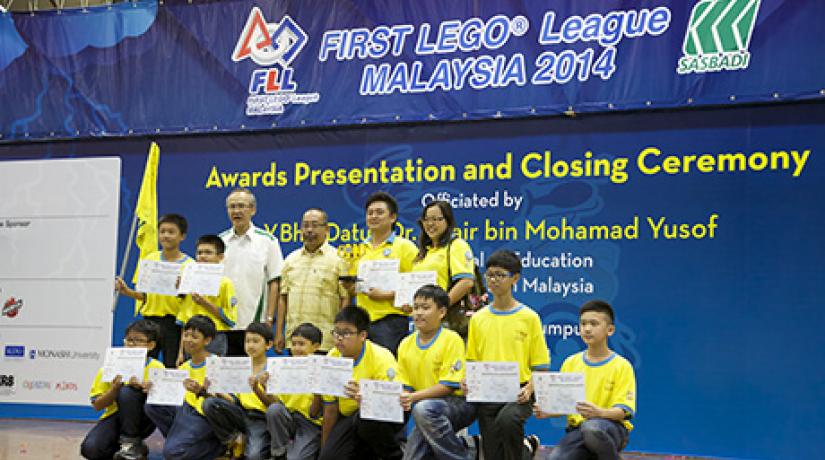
<box><xmin>349</xmin><ymin>233</ymin><xmax>418</xmax><ymax>321</ymax></box>
<box><xmin>177</xmin><ymin>277</ymin><xmax>238</xmax><ymax>331</ymax></box>
<box><xmin>561</xmin><ymin>351</ymin><xmax>637</xmax><ymax>431</ymax></box>
<box><xmin>280</xmin><ymin>393</ymin><xmax>322</xmax><ymax>426</ymax></box>
<box><xmin>397</xmin><ymin>326</ymin><xmax>465</xmax><ymax>394</ymax></box>
<box><xmin>411</xmin><ymin>238</ymin><xmax>475</xmax><ymax>291</ymax></box>
<box><xmin>322</xmin><ymin>340</ymin><xmax>398</xmax><ymax>417</ymax></box>
<box><xmin>89</xmin><ymin>358</ymin><xmax>165</xmax><ymax>420</ymax></box>
<box><xmin>180</xmin><ymin>357</ymin><xmax>209</xmax><ymax>415</ymax></box>
<box><xmin>466</xmin><ymin>304</ymin><xmax>551</xmax><ymax>383</ymax></box>
<box><xmin>137</xmin><ymin>251</ymin><xmax>192</xmax><ymax>317</ymax></box>
<box><xmin>235</xmin><ymin>367</ymin><xmax>268</xmax><ymax>413</ymax></box>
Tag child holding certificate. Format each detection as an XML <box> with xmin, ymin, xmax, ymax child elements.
<box><xmin>534</xmin><ymin>300</ymin><xmax>637</xmax><ymax>460</ymax></box>
<box><xmin>145</xmin><ymin>315</ymin><xmax>224</xmax><ymax>459</ymax></box>
<box><xmin>81</xmin><ymin>320</ymin><xmax>165</xmax><ymax>460</ymax></box>
<box><xmin>465</xmin><ymin>250</ymin><xmax>550</xmax><ymax>460</ymax></box>
<box><xmin>318</xmin><ymin>306</ymin><xmax>404</xmax><ymax>460</ymax></box>
<box><xmin>116</xmin><ymin>214</ymin><xmax>192</xmax><ymax>368</ymax></box>
<box><xmin>257</xmin><ymin>323</ymin><xmax>325</xmax><ymax>460</ymax></box>
<box><xmin>202</xmin><ymin>321</ymin><xmax>274</xmax><ymax>459</ymax></box>
<box><xmin>398</xmin><ymin>284</ymin><xmax>477</xmax><ymax>460</ymax></box>
<box><xmin>176</xmin><ymin>234</ymin><xmax>238</xmax><ymax>361</ymax></box>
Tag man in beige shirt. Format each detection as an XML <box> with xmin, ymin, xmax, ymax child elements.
<box><xmin>275</xmin><ymin>208</ymin><xmax>349</xmax><ymax>353</ymax></box>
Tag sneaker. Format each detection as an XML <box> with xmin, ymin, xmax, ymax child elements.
<box><xmin>229</xmin><ymin>433</ymin><xmax>246</xmax><ymax>459</ymax></box>
<box><xmin>113</xmin><ymin>439</ymin><xmax>148</xmax><ymax>460</ymax></box>
<box><xmin>458</xmin><ymin>433</ymin><xmax>481</xmax><ymax>460</ymax></box>
<box><xmin>525</xmin><ymin>434</ymin><xmax>540</xmax><ymax>459</ymax></box>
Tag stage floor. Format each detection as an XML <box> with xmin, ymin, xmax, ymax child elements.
<box><xmin>0</xmin><ymin>418</ymin><xmax>715</xmax><ymax>459</ymax></box>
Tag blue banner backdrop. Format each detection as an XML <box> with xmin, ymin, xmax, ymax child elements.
<box><xmin>1</xmin><ymin>100</ymin><xmax>823</xmax><ymax>459</ymax></box>
<box><xmin>1</xmin><ymin>0</ymin><xmax>824</xmax><ymax>142</ymax></box>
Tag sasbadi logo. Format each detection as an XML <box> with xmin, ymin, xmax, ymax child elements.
<box><xmin>677</xmin><ymin>0</ymin><xmax>761</xmax><ymax>74</ymax></box>
<box><xmin>232</xmin><ymin>7</ymin><xmax>320</xmax><ymax>116</ymax></box>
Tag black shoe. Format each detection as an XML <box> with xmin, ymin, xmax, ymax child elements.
<box><xmin>525</xmin><ymin>434</ymin><xmax>540</xmax><ymax>459</ymax></box>
<box><xmin>113</xmin><ymin>439</ymin><xmax>148</xmax><ymax>460</ymax></box>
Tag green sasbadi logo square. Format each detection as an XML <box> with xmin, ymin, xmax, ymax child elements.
<box><xmin>677</xmin><ymin>0</ymin><xmax>761</xmax><ymax>74</ymax></box>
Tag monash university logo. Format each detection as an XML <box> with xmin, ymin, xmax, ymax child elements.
<box><xmin>232</xmin><ymin>7</ymin><xmax>320</xmax><ymax>116</ymax></box>
<box><xmin>677</xmin><ymin>0</ymin><xmax>761</xmax><ymax>74</ymax></box>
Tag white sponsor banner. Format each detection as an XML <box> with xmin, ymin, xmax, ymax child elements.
<box><xmin>0</xmin><ymin>158</ymin><xmax>120</xmax><ymax>405</ymax></box>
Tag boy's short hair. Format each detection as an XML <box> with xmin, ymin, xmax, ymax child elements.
<box><xmin>334</xmin><ymin>306</ymin><xmax>371</xmax><ymax>332</ymax></box>
<box><xmin>184</xmin><ymin>315</ymin><xmax>216</xmax><ymax>339</ymax></box>
<box><xmin>486</xmin><ymin>249</ymin><xmax>522</xmax><ymax>274</ymax></box>
<box><xmin>291</xmin><ymin>323</ymin><xmax>323</xmax><ymax>345</ymax></box>
<box><xmin>125</xmin><ymin>319</ymin><xmax>160</xmax><ymax>343</ymax></box>
<box><xmin>158</xmin><ymin>213</ymin><xmax>188</xmax><ymax>235</ymax></box>
<box><xmin>196</xmin><ymin>234</ymin><xmax>226</xmax><ymax>254</ymax></box>
<box><xmin>580</xmin><ymin>299</ymin><xmax>615</xmax><ymax>324</ymax></box>
<box><xmin>413</xmin><ymin>284</ymin><xmax>449</xmax><ymax>310</ymax></box>
<box><xmin>246</xmin><ymin>322</ymin><xmax>274</xmax><ymax>342</ymax></box>
<box><xmin>365</xmin><ymin>191</ymin><xmax>398</xmax><ymax>216</ymax></box>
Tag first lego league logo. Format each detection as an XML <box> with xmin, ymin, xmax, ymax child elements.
<box><xmin>233</xmin><ymin>7</ymin><xmax>320</xmax><ymax>116</ymax></box>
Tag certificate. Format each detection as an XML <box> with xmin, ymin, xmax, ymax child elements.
<box><xmin>206</xmin><ymin>356</ymin><xmax>252</xmax><ymax>394</ymax></box>
<box><xmin>465</xmin><ymin>361</ymin><xmax>520</xmax><ymax>403</ymax></box>
<box><xmin>177</xmin><ymin>263</ymin><xmax>224</xmax><ymax>296</ymax></box>
<box><xmin>357</xmin><ymin>259</ymin><xmax>400</xmax><ymax>293</ymax></box>
<box><xmin>360</xmin><ymin>379</ymin><xmax>404</xmax><ymax>423</ymax></box>
<box><xmin>146</xmin><ymin>368</ymin><xmax>189</xmax><ymax>406</ymax></box>
<box><xmin>267</xmin><ymin>357</ymin><xmax>312</xmax><ymax>395</ymax></box>
<box><xmin>313</xmin><ymin>356</ymin><xmax>353</xmax><ymax>397</ymax></box>
<box><xmin>394</xmin><ymin>271</ymin><xmax>437</xmax><ymax>307</ymax></box>
<box><xmin>532</xmin><ymin>372</ymin><xmax>586</xmax><ymax>414</ymax></box>
<box><xmin>101</xmin><ymin>347</ymin><xmax>147</xmax><ymax>383</ymax></box>
<box><xmin>135</xmin><ymin>259</ymin><xmax>181</xmax><ymax>296</ymax></box>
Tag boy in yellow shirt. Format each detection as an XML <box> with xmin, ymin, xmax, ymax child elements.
<box><xmin>80</xmin><ymin>320</ymin><xmax>165</xmax><ymax>460</ymax></box>
<box><xmin>535</xmin><ymin>300</ymin><xmax>637</xmax><ymax>460</ymax></box>
<box><xmin>116</xmin><ymin>214</ymin><xmax>192</xmax><ymax>367</ymax></box>
<box><xmin>176</xmin><ymin>234</ymin><xmax>238</xmax><ymax>361</ymax></box>
<box><xmin>465</xmin><ymin>250</ymin><xmax>550</xmax><ymax>460</ymax></box>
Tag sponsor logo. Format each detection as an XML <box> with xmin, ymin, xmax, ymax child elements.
<box><xmin>0</xmin><ymin>374</ymin><xmax>15</xmax><ymax>395</ymax></box>
<box><xmin>28</xmin><ymin>349</ymin><xmax>101</xmax><ymax>361</ymax></box>
<box><xmin>232</xmin><ymin>7</ymin><xmax>320</xmax><ymax>116</ymax></box>
<box><xmin>677</xmin><ymin>0</ymin><xmax>761</xmax><ymax>74</ymax></box>
<box><xmin>22</xmin><ymin>379</ymin><xmax>51</xmax><ymax>390</ymax></box>
<box><xmin>4</xmin><ymin>345</ymin><xmax>25</xmax><ymax>359</ymax></box>
<box><xmin>54</xmin><ymin>381</ymin><xmax>79</xmax><ymax>392</ymax></box>
<box><xmin>2</xmin><ymin>297</ymin><xmax>23</xmax><ymax>318</ymax></box>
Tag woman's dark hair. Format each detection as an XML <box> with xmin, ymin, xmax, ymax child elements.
<box><xmin>416</xmin><ymin>200</ymin><xmax>457</xmax><ymax>261</ymax></box>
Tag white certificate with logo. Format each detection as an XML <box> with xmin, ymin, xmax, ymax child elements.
<box><xmin>533</xmin><ymin>372</ymin><xmax>586</xmax><ymax>414</ymax></box>
<box><xmin>177</xmin><ymin>263</ymin><xmax>223</xmax><ymax>296</ymax></box>
<box><xmin>313</xmin><ymin>356</ymin><xmax>353</xmax><ymax>397</ymax></box>
<box><xmin>360</xmin><ymin>379</ymin><xmax>403</xmax><ymax>423</ymax></box>
<box><xmin>394</xmin><ymin>271</ymin><xmax>437</xmax><ymax>307</ymax></box>
<box><xmin>267</xmin><ymin>356</ymin><xmax>313</xmax><ymax>394</ymax></box>
<box><xmin>135</xmin><ymin>259</ymin><xmax>181</xmax><ymax>296</ymax></box>
<box><xmin>146</xmin><ymin>368</ymin><xmax>189</xmax><ymax>406</ymax></box>
<box><xmin>357</xmin><ymin>259</ymin><xmax>400</xmax><ymax>293</ymax></box>
<box><xmin>206</xmin><ymin>356</ymin><xmax>252</xmax><ymax>394</ymax></box>
<box><xmin>465</xmin><ymin>361</ymin><xmax>520</xmax><ymax>403</ymax></box>
<box><xmin>101</xmin><ymin>347</ymin><xmax>148</xmax><ymax>383</ymax></box>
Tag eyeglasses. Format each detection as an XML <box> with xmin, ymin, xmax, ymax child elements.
<box><xmin>484</xmin><ymin>270</ymin><xmax>513</xmax><ymax>281</ymax></box>
<box><xmin>330</xmin><ymin>329</ymin><xmax>358</xmax><ymax>340</ymax></box>
<box><xmin>301</xmin><ymin>221</ymin><xmax>327</xmax><ymax>229</ymax></box>
<box><xmin>421</xmin><ymin>216</ymin><xmax>446</xmax><ymax>224</ymax></box>
<box><xmin>124</xmin><ymin>337</ymin><xmax>149</xmax><ymax>346</ymax></box>
<box><xmin>226</xmin><ymin>203</ymin><xmax>252</xmax><ymax>210</ymax></box>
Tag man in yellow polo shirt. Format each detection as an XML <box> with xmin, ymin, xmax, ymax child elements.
<box><xmin>347</xmin><ymin>192</ymin><xmax>417</xmax><ymax>355</ymax></box>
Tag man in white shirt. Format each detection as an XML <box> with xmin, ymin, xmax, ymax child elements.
<box><xmin>219</xmin><ymin>188</ymin><xmax>283</xmax><ymax>355</ymax></box>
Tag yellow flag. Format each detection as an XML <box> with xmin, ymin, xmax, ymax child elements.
<box><xmin>132</xmin><ymin>142</ymin><xmax>160</xmax><ymax>286</ymax></box>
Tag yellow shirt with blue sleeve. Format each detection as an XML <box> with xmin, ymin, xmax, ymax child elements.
<box><xmin>177</xmin><ymin>277</ymin><xmax>238</xmax><ymax>331</ymax></box>
<box><xmin>561</xmin><ymin>351</ymin><xmax>636</xmax><ymax>431</ymax></box>
<box><xmin>322</xmin><ymin>340</ymin><xmax>398</xmax><ymax>417</ymax></box>
<box><xmin>349</xmin><ymin>233</ymin><xmax>418</xmax><ymax>322</ymax></box>
<box><xmin>466</xmin><ymin>304</ymin><xmax>551</xmax><ymax>383</ymax></box>
<box><xmin>236</xmin><ymin>367</ymin><xmax>268</xmax><ymax>413</ymax></box>
<box><xmin>279</xmin><ymin>393</ymin><xmax>322</xmax><ymax>426</ymax></box>
<box><xmin>397</xmin><ymin>326</ymin><xmax>464</xmax><ymax>394</ymax></box>
<box><xmin>137</xmin><ymin>251</ymin><xmax>192</xmax><ymax>317</ymax></box>
<box><xmin>89</xmin><ymin>357</ymin><xmax>165</xmax><ymax>420</ymax></box>
<box><xmin>411</xmin><ymin>238</ymin><xmax>475</xmax><ymax>290</ymax></box>
<box><xmin>180</xmin><ymin>357</ymin><xmax>209</xmax><ymax>416</ymax></box>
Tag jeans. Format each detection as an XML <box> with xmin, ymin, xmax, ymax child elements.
<box><xmin>548</xmin><ymin>418</ymin><xmax>629</xmax><ymax>460</ymax></box>
<box><xmin>80</xmin><ymin>386</ymin><xmax>155</xmax><ymax>459</ymax></box>
<box><xmin>405</xmin><ymin>396</ymin><xmax>477</xmax><ymax>460</ymax></box>
<box><xmin>368</xmin><ymin>314</ymin><xmax>410</xmax><ymax>356</ymax></box>
<box><xmin>266</xmin><ymin>402</ymin><xmax>322</xmax><ymax>460</ymax></box>
<box><xmin>145</xmin><ymin>403</ymin><xmax>224</xmax><ymax>459</ymax></box>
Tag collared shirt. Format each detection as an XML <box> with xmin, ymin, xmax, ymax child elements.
<box><xmin>220</xmin><ymin>225</ymin><xmax>283</xmax><ymax>329</ymax></box>
<box><xmin>177</xmin><ymin>277</ymin><xmax>237</xmax><ymax>331</ymax></box>
<box><xmin>349</xmin><ymin>233</ymin><xmax>418</xmax><ymax>322</ymax></box>
<box><xmin>397</xmin><ymin>326</ymin><xmax>465</xmax><ymax>395</ymax></box>
<box><xmin>137</xmin><ymin>251</ymin><xmax>192</xmax><ymax>317</ymax></box>
<box><xmin>411</xmin><ymin>237</ymin><xmax>475</xmax><ymax>290</ymax></box>
<box><xmin>280</xmin><ymin>242</ymin><xmax>348</xmax><ymax>351</ymax></box>
<box><xmin>561</xmin><ymin>351</ymin><xmax>636</xmax><ymax>431</ymax></box>
<box><xmin>89</xmin><ymin>357</ymin><xmax>164</xmax><ymax>420</ymax></box>
<box><xmin>322</xmin><ymin>340</ymin><xmax>398</xmax><ymax>417</ymax></box>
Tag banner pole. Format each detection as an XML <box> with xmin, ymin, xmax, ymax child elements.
<box><xmin>112</xmin><ymin>210</ymin><xmax>139</xmax><ymax>312</ymax></box>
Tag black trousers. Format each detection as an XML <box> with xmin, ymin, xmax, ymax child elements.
<box><xmin>475</xmin><ymin>399</ymin><xmax>534</xmax><ymax>460</ymax></box>
<box><xmin>144</xmin><ymin>315</ymin><xmax>181</xmax><ymax>368</ymax></box>
<box><xmin>317</xmin><ymin>411</ymin><xmax>407</xmax><ymax>460</ymax></box>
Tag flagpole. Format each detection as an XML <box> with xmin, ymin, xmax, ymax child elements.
<box><xmin>112</xmin><ymin>210</ymin><xmax>139</xmax><ymax>312</ymax></box>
